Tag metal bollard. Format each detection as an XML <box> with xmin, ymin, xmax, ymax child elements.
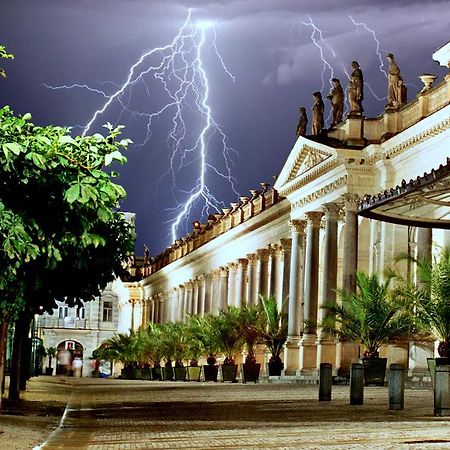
<box><xmin>388</xmin><ymin>363</ymin><xmax>405</xmax><ymax>410</ymax></box>
<box><xmin>434</xmin><ymin>364</ymin><xmax>450</xmax><ymax>416</ymax></box>
<box><xmin>319</xmin><ymin>363</ymin><xmax>332</xmax><ymax>401</ymax></box>
<box><xmin>350</xmin><ymin>363</ymin><xmax>364</xmax><ymax>405</ymax></box>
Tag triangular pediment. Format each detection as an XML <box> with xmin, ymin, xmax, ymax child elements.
<box><xmin>274</xmin><ymin>137</ymin><xmax>336</xmax><ymax>194</ymax></box>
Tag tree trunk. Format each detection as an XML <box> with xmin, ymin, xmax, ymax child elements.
<box><xmin>0</xmin><ymin>318</ymin><xmax>10</xmax><ymax>412</ymax></box>
<box><xmin>8</xmin><ymin>313</ymin><xmax>31</xmax><ymax>401</ymax></box>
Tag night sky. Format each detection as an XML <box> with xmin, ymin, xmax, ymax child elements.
<box><xmin>1</xmin><ymin>0</ymin><xmax>449</xmax><ymax>255</ymax></box>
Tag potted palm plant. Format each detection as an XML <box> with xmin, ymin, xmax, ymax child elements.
<box><xmin>215</xmin><ymin>307</ymin><xmax>245</xmax><ymax>382</ymax></box>
<box><xmin>185</xmin><ymin>316</ymin><xmax>204</xmax><ymax>381</ymax></box>
<box><xmin>190</xmin><ymin>314</ymin><xmax>221</xmax><ymax>382</ymax></box>
<box><xmin>238</xmin><ymin>305</ymin><xmax>262</xmax><ymax>382</ymax></box>
<box><xmin>322</xmin><ymin>271</ymin><xmax>412</xmax><ymax>386</ymax></box>
<box><xmin>146</xmin><ymin>323</ymin><xmax>165</xmax><ymax>380</ymax></box>
<box><xmin>45</xmin><ymin>347</ymin><xmax>57</xmax><ymax>376</ymax></box>
<box><xmin>393</xmin><ymin>247</ymin><xmax>450</xmax><ymax>382</ymax></box>
<box><xmin>259</xmin><ymin>296</ymin><xmax>288</xmax><ymax>376</ymax></box>
<box><xmin>171</xmin><ymin>322</ymin><xmax>188</xmax><ymax>381</ymax></box>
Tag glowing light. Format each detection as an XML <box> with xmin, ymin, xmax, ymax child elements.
<box><xmin>301</xmin><ymin>16</ymin><xmax>335</xmax><ymax>93</ymax></box>
<box><xmin>44</xmin><ymin>10</ymin><xmax>238</xmax><ymax>244</ymax></box>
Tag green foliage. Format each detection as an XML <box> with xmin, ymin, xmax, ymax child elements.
<box><xmin>213</xmin><ymin>307</ymin><xmax>245</xmax><ymax>363</ymax></box>
<box><xmin>258</xmin><ymin>296</ymin><xmax>288</xmax><ymax>358</ymax></box>
<box><xmin>322</xmin><ymin>272</ymin><xmax>413</xmax><ymax>358</ymax></box>
<box><xmin>237</xmin><ymin>304</ymin><xmax>263</xmax><ymax>355</ymax></box>
<box><xmin>187</xmin><ymin>314</ymin><xmax>221</xmax><ymax>362</ymax></box>
<box><xmin>0</xmin><ymin>45</ymin><xmax>13</xmax><ymax>79</ymax></box>
<box><xmin>393</xmin><ymin>247</ymin><xmax>450</xmax><ymax>349</ymax></box>
<box><xmin>0</xmin><ymin>106</ymin><xmax>135</xmax><ymax>319</ymax></box>
<box><xmin>93</xmin><ymin>331</ymin><xmax>138</xmax><ymax>366</ymax></box>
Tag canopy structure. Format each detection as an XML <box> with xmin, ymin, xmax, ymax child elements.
<box><xmin>359</xmin><ymin>158</ymin><xmax>450</xmax><ymax>229</ymax></box>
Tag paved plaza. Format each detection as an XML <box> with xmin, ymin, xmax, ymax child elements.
<box><xmin>34</xmin><ymin>378</ymin><xmax>450</xmax><ymax>449</ymax></box>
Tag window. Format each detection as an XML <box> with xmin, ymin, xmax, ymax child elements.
<box><xmin>58</xmin><ymin>306</ymin><xmax>68</xmax><ymax>319</ymax></box>
<box><xmin>77</xmin><ymin>307</ymin><xmax>85</xmax><ymax>319</ymax></box>
<box><xmin>102</xmin><ymin>301</ymin><xmax>113</xmax><ymax>322</ymax></box>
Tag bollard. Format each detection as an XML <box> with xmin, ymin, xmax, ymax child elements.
<box><xmin>388</xmin><ymin>363</ymin><xmax>405</xmax><ymax>410</ymax></box>
<box><xmin>319</xmin><ymin>363</ymin><xmax>332</xmax><ymax>401</ymax></box>
<box><xmin>350</xmin><ymin>363</ymin><xmax>364</xmax><ymax>405</ymax></box>
<box><xmin>434</xmin><ymin>364</ymin><xmax>450</xmax><ymax>416</ymax></box>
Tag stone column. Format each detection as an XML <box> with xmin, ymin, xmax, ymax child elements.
<box><xmin>192</xmin><ymin>278</ymin><xmax>199</xmax><ymax>316</ymax></box>
<box><xmin>198</xmin><ymin>275</ymin><xmax>206</xmax><ymax>316</ymax></box>
<box><xmin>236</xmin><ymin>258</ymin><xmax>248</xmax><ymax>308</ymax></box>
<box><xmin>227</xmin><ymin>263</ymin><xmax>238</xmax><ymax>307</ymax></box>
<box><xmin>153</xmin><ymin>297</ymin><xmax>159</xmax><ymax>324</ymax></box>
<box><xmin>141</xmin><ymin>299</ymin><xmax>148</xmax><ymax>327</ymax></box>
<box><xmin>338</xmin><ymin>194</ymin><xmax>360</xmax><ymax>376</ymax></box>
<box><xmin>300</xmin><ymin>211</ymin><xmax>323</xmax><ymax>375</ymax></box>
<box><xmin>211</xmin><ymin>270</ymin><xmax>221</xmax><ymax>314</ymax></box>
<box><xmin>417</xmin><ymin>227</ymin><xmax>432</xmax><ymax>262</ymax></box>
<box><xmin>284</xmin><ymin>220</ymin><xmax>306</xmax><ymax>376</ymax></box>
<box><xmin>177</xmin><ymin>285</ymin><xmax>185</xmax><ymax>321</ymax></box>
<box><xmin>246</xmin><ymin>253</ymin><xmax>258</xmax><ymax>306</ymax></box>
<box><xmin>256</xmin><ymin>248</ymin><xmax>270</xmax><ymax>299</ymax></box>
<box><xmin>185</xmin><ymin>282</ymin><xmax>193</xmax><ymax>320</ymax></box>
<box><xmin>280</xmin><ymin>238</ymin><xmax>292</xmax><ymax>308</ymax></box>
<box><xmin>269</xmin><ymin>244</ymin><xmax>283</xmax><ymax>308</ymax></box>
<box><xmin>219</xmin><ymin>267</ymin><xmax>229</xmax><ymax>311</ymax></box>
<box><xmin>158</xmin><ymin>294</ymin><xmax>165</xmax><ymax>323</ymax></box>
<box><xmin>204</xmin><ymin>273</ymin><xmax>213</xmax><ymax>314</ymax></box>
<box><xmin>317</xmin><ymin>203</ymin><xmax>339</xmax><ymax>369</ymax></box>
<box><xmin>169</xmin><ymin>288</ymin><xmax>178</xmax><ymax>322</ymax></box>
<box><xmin>342</xmin><ymin>194</ymin><xmax>359</xmax><ymax>294</ymax></box>
<box><xmin>149</xmin><ymin>297</ymin><xmax>155</xmax><ymax>324</ymax></box>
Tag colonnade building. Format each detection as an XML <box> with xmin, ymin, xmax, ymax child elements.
<box><xmin>125</xmin><ymin>41</ymin><xmax>450</xmax><ymax>379</ymax></box>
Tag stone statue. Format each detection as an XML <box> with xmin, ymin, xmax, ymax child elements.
<box><xmin>296</xmin><ymin>107</ymin><xmax>308</xmax><ymax>137</ymax></box>
<box><xmin>327</xmin><ymin>78</ymin><xmax>344</xmax><ymax>127</ymax></box>
<box><xmin>386</xmin><ymin>53</ymin><xmax>406</xmax><ymax>108</ymax></box>
<box><xmin>143</xmin><ymin>244</ymin><xmax>150</xmax><ymax>266</ymax></box>
<box><xmin>349</xmin><ymin>60</ymin><xmax>364</xmax><ymax>114</ymax></box>
<box><xmin>311</xmin><ymin>92</ymin><xmax>324</xmax><ymax>135</ymax></box>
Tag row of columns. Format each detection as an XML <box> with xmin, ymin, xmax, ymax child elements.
<box><xmin>284</xmin><ymin>194</ymin><xmax>359</xmax><ymax>375</ymax></box>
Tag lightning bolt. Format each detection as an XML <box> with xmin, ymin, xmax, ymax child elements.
<box><xmin>301</xmin><ymin>16</ymin><xmax>336</xmax><ymax>94</ymax></box>
<box><xmin>348</xmin><ymin>15</ymin><xmax>388</xmax><ymax>103</ymax></box>
<box><xmin>44</xmin><ymin>10</ymin><xmax>238</xmax><ymax>244</ymax></box>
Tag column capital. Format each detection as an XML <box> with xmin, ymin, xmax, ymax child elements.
<box><xmin>269</xmin><ymin>243</ymin><xmax>283</xmax><ymax>257</ymax></box>
<box><xmin>219</xmin><ymin>266</ymin><xmax>229</xmax><ymax>277</ymax></box>
<box><xmin>237</xmin><ymin>258</ymin><xmax>248</xmax><ymax>268</ymax></box>
<box><xmin>212</xmin><ymin>268</ymin><xmax>221</xmax><ymax>279</ymax></box>
<box><xmin>289</xmin><ymin>219</ymin><xmax>307</xmax><ymax>234</ymax></box>
<box><xmin>246</xmin><ymin>252</ymin><xmax>258</xmax><ymax>262</ymax></box>
<box><xmin>185</xmin><ymin>281</ymin><xmax>193</xmax><ymax>290</ymax></box>
<box><xmin>178</xmin><ymin>284</ymin><xmax>185</xmax><ymax>291</ymax></box>
<box><xmin>280</xmin><ymin>238</ymin><xmax>292</xmax><ymax>251</ymax></box>
<box><xmin>256</xmin><ymin>248</ymin><xmax>270</xmax><ymax>261</ymax></box>
<box><xmin>198</xmin><ymin>273</ymin><xmax>206</xmax><ymax>283</ymax></box>
<box><xmin>341</xmin><ymin>193</ymin><xmax>360</xmax><ymax>212</ymax></box>
<box><xmin>322</xmin><ymin>202</ymin><xmax>340</xmax><ymax>220</ymax></box>
<box><xmin>228</xmin><ymin>262</ymin><xmax>239</xmax><ymax>272</ymax></box>
<box><xmin>305</xmin><ymin>211</ymin><xmax>324</xmax><ymax>227</ymax></box>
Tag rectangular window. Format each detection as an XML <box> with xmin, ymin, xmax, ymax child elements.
<box><xmin>77</xmin><ymin>307</ymin><xmax>85</xmax><ymax>319</ymax></box>
<box><xmin>102</xmin><ymin>301</ymin><xmax>113</xmax><ymax>322</ymax></box>
<box><xmin>58</xmin><ymin>306</ymin><xmax>68</xmax><ymax>319</ymax></box>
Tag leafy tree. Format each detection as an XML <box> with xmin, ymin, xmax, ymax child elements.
<box><xmin>0</xmin><ymin>45</ymin><xmax>14</xmax><ymax>78</ymax></box>
<box><xmin>322</xmin><ymin>272</ymin><xmax>413</xmax><ymax>358</ymax></box>
<box><xmin>0</xmin><ymin>106</ymin><xmax>135</xmax><ymax>404</ymax></box>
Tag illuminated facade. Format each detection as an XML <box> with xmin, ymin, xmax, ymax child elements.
<box><xmin>126</xmin><ymin>42</ymin><xmax>450</xmax><ymax>380</ymax></box>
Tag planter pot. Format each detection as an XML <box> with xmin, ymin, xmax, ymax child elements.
<box><xmin>45</xmin><ymin>367</ymin><xmax>54</xmax><ymax>376</ymax></box>
<box><xmin>163</xmin><ymin>367</ymin><xmax>174</xmax><ymax>381</ymax></box>
<box><xmin>242</xmin><ymin>363</ymin><xmax>261</xmax><ymax>383</ymax></box>
<box><xmin>221</xmin><ymin>364</ymin><xmax>238</xmax><ymax>382</ymax></box>
<box><xmin>134</xmin><ymin>367</ymin><xmax>143</xmax><ymax>380</ymax></box>
<box><xmin>203</xmin><ymin>365</ymin><xmax>218</xmax><ymax>382</ymax></box>
<box><xmin>174</xmin><ymin>366</ymin><xmax>187</xmax><ymax>381</ymax></box>
<box><xmin>141</xmin><ymin>368</ymin><xmax>152</xmax><ymax>380</ymax></box>
<box><xmin>121</xmin><ymin>366</ymin><xmax>135</xmax><ymax>380</ymax></box>
<box><xmin>151</xmin><ymin>367</ymin><xmax>163</xmax><ymax>381</ymax></box>
<box><xmin>268</xmin><ymin>360</ymin><xmax>284</xmax><ymax>376</ymax></box>
<box><xmin>187</xmin><ymin>366</ymin><xmax>201</xmax><ymax>382</ymax></box>
<box><xmin>362</xmin><ymin>357</ymin><xmax>387</xmax><ymax>386</ymax></box>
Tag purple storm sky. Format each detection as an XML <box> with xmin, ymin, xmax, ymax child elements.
<box><xmin>1</xmin><ymin>0</ymin><xmax>449</xmax><ymax>255</ymax></box>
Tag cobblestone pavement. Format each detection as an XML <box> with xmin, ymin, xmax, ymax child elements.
<box><xmin>37</xmin><ymin>378</ymin><xmax>450</xmax><ymax>450</ymax></box>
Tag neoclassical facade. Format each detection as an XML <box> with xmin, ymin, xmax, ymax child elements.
<box><xmin>126</xmin><ymin>42</ymin><xmax>450</xmax><ymax>379</ymax></box>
